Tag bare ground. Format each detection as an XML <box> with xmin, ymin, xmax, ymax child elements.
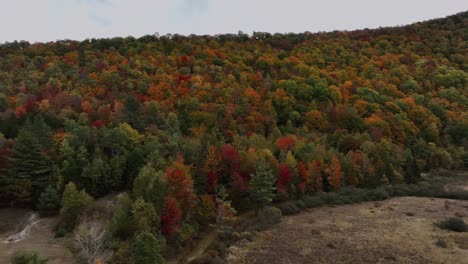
<box><xmin>0</xmin><ymin>210</ymin><xmax>74</xmax><ymax>264</ymax></box>
<box><xmin>227</xmin><ymin>197</ymin><xmax>468</xmax><ymax>264</ymax></box>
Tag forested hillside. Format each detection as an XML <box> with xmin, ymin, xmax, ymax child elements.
<box><xmin>0</xmin><ymin>11</ymin><xmax>467</xmax><ymax>263</ymax></box>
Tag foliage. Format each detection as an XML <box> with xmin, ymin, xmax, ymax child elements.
<box><xmin>249</xmin><ymin>158</ymin><xmax>276</xmax><ymax>206</ymax></box>
<box><xmin>435</xmin><ymin>217</ymin><xmax>468</xmax><ymax>232</ymax></box>
<box><xmin>37</xmin><ymin>185</ymin><xmax>60</xmax><ymax>216</ymax></box>
<box><xmin>131</xmin><ymin>232</ymin><xmax>166</xmax><ymax>264</ymax></box>
<box><xmin>11</xmin><ymin>251</ymin><xmax>48</xmax><ymax>264</ymax></box>
<box><xmin>256</xmin><ymin>206</ymin><xmax>282</xmax><ymax>227</ymax></box>
<box><xmin>0</xmin><ymin>11</ymin><xmax>466</xmax><ymax>263</ymax></box>
<box><xmin>59</xmin><ymin>182</ymin><xmax>93</xmax><ymax>232</ymax></box>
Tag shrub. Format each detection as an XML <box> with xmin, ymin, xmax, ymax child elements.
<box><xmin>364</xmin><ymin>188</ymin><xmax>390</xmax><ymax>201</ymax></box>
<box><xmin>53</xmin><ymin>227</ymin><xmax>65</xmax><ymax>238</ymax></box>
<box><xmin>302</xmin><ymin>195</ymin><xmax>325</xmax><ymax>208</ymax></box>
<box><xmin>435</xmin><ymin>217</ymin><xmax>468</xmax><ymax>232</ymax></box>
<box><xmin>37</xmin><ymin>186</ymin><xmax>60</xmax><ymax>216</ymax></box>
<box><xmin>276</xmin><ymin>201</ymin><xmax>301</xmax><ymax>215</ymax></box>
<box><xmin>294</xmin><ymin>200</ymin><xmax>306</xmax><ymax>210</ymax></box>
<box><xmin>11</xmin><ymin>251</ymin><xmax>48</xmax><ymax>264</ymax></box>
<box><xmin>435</xmin><ymin>239</ymin><xmax>448</xmax><ymax>248</ymax></box>
<box><xmin>257</xmin><ymin>206</ymin><xmax>282</xmax><ymax>227</ymax></box>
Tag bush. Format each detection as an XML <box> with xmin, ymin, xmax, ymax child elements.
<box><xmin>11</xmin><ymin>251</ymin><xmax>48</xmax><ymax>264</ymax></box>
<box><xmin>435</xmin><ymin>217</ymin><xmax>468</xmax><ymax>232</ymax></box>
<box><xmin>53</xmin><ymin>227</ymin><xmax>65</xmax><ymax>238</ymax></box>
<box><xmin>276</xmin><ymin>201</ymin><xmax>301</xmax><ymax>215</ymax></box>
<box><xmin>435</xmin><ymin>238</ymin><xmax>448</xmax><ymax>248</ymax></box>
<box><xmin>364</xmin><ymin>188</ymin><xmax>390</xmax><ymax>201</ymax></box>
<box><xmin>257</xmin><ymin>206</ymin><xmax>282</xmax><ymax>227</ymax></box>
<box><xmin>294</xmin><ymin>200</ymin><xmax>306</xmax><ymax>210</ymax></box>
<box><xmin>302</xmin><ymin>195</ymin><xmax>325</xmax><ymax>208</ymax></box>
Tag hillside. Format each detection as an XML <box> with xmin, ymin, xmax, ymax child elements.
<box><xmin>0</xmin><ymin>11</ymin><xmax>467</xmax><ymax>263</ymax></box>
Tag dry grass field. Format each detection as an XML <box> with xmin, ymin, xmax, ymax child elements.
<box><xmin>228</xmin><ymin>196</ymin><xmax>468</xmax><ymax>264</ymax></box>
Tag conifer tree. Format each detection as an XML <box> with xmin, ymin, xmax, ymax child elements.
<box><xmin>9</xmin><ymin>119</ymin><xmax>52</xmax><ymax>203</ymax></box>
<box><xmin>250</xmin><ymin>158</ymin><xmax>276</xmax><ymax>207</ymax></box>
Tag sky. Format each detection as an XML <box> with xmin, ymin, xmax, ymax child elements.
<box><xmin>1</xmin><ymin>0</ymin><xmax>467</xmax><ymax>43</ymax></box>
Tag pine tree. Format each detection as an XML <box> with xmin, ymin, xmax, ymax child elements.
<box><xmin>9</xmin><ymin>119</ymin><xmax>52</xmax><ymax>204</ymax></box>
<box><xmin>250</xmin><ymin>158</ymin><xmax>276</xmax><ymax>207</ymax></box>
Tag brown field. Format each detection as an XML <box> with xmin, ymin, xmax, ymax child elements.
<box><xmin>0</xmin><ymin>209</ymin><xmax>74</xmax><ymax>264</ymax></box>
<box><xmin>227</xmin><ymin>197</ymin><xmax>468</xmax><ymax>264</ymax></box>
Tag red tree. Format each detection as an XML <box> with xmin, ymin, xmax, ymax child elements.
<box><xmin>161</xmin><ymin>196</ymin><xmax>182</xmax><ymax>236</ymax></box>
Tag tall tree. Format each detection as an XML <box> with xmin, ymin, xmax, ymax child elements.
<box><xmin>9</xmin><ymin>119</ymin><xmax>52</xmax><ymax>204</ymax></box>
<box><xmin>249</xmin><ymin>158</ymin><xmax>276</xmax><ymax>207</ymax></box>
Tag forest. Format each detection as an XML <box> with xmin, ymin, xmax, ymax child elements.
<box><xmin>0</xmin><ymin>11</ymin><xmax>467</xmax><ymax>264</ymax></box>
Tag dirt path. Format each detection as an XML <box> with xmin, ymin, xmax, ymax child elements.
<box><xmin>227</xmin><ymin>197</ymin><xmax>468</xmax><ymax>264</ymax></box>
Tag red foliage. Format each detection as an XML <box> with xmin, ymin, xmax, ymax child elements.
<box><xmin>24</xmin><ymin>97</ymin><xmax>37</xmax><ymax>112</ymax></box>
<box><xmin>206</xmin><ymin>171</ymin><xmax>217</xmax><ymax>193</ymax></box>
<box><xmin>14</xmin><ymin>105</ymin><xmax>27</xmax><ymax>118</ymax></box>
<box><xmin>91</xmin><ymin>120</ymin><xmax>105</xmax><ymax>128</ymax></box>
<box><xmin>277</xmin><ymin>163</ymin><xmax>292</xmax><ymax>193</ymax></box>
<box><xmin>221</xmin><ymin>144</ymin><xmax>240</xmax><ymax>175</ymax></box>
<box><xmin>230</xmin><ymin>172</ymin><xmax>248</xmax><ymax>194</ymax></box>
<box><xmin>161</xmin><ymin>196</ymin><xmax>182</xmax><ymax>236</ymax></box>
<box><xmin>165</xmin><ymin>161</ymin><xmax>193</xmax><ymax>212</ymax></box>
<box><xmin>275</xmin><ymin>136</ymin><xmax>295</xmax><ymax>151</ymax></box>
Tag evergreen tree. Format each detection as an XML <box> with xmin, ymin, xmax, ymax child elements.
<box><xmin>37</xmin><ymin>185</ymin><xmax>60</xmax><ymax>216</ymax></box>
<box><xmin>59</xmin><ymin>182</ymin><xmax>93</xmax><ymax>232</ymax></box>
<box><xmin>131</xmin><ymin>232</ymin><xmax>165</xmax><ymax>264</ymax></box>
<box><xmin>249</xmin><ymin>158</ymin><xmax>276</xmax><ymax>207</ymax></box>
<box><xmin>9</xmin><ymin>120</ymin><xmax>52</xmax><ymax>204</ymax></box>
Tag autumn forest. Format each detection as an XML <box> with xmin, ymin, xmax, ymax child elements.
<box><xmin>0</xmin><ymin>11</ymin><xmax>467</xmax><ymax>264</ymax></box>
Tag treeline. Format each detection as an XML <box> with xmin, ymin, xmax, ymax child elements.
<box><xmin>0</xmin><ymin>11</ymin><xmax>467</xmax><ymax>263</ymax></box>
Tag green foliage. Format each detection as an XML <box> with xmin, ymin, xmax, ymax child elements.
<box><xmin>132</xmin><ymin>197</ymin><xmax>160</xmax><ymax>233</ymax></box>
<box><xmin>131</xmin><ymin>232</ymin><xmax>166</xmax><ymax>264</ymax></box>
<box><xmin>11</xmin><ymin>251</ymin><xmax>48</xmax><ymax>264</ymax></box>
<box><xmin>9</xmin><ymin>119</ymin><xmax>53</xmax><ymax>204</ymax></box>
<box><xmin>59</xmin><ymin>182</ymin><xmax>93</xmax><ymax>232</ymax></box>
<box><xmin>256</xmin><ymin>206</ymin><xmax>282</xmax><ymax>227</ymax></box>
<box><xmin>249</xmin><ymin>158</ymin><xmax>276</xmax><ymax>206</ymax></box>
<box><xmin>37</xmin><ymin>185</ymin><xmax>60</xmax><ymax>216</ymax></box>
<box><xmin>435</xmin><ymin>217</ymin><xmax>468</xmax><ymax>232</ymax></box>
<box><xmin>109</xmin><ymin>193</ymin><xmax>136</xmax><ymax>240</ymax></box>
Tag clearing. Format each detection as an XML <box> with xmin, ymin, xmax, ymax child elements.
<box><xmin>227</xmin><ymin>196</ymin><xmax>468</xmax><ymax>264</ymax></box>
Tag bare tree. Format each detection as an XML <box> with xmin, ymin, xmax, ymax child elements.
<box><xmin>74</xmin><ymin>218</ymin><xmax>109</xmax><ymax>264</ymax></box>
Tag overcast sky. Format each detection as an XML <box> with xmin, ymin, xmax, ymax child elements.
<box><xmin>1</xmin><ymin>0</ymin><xmax>467</xmax><ymax>43</ymax></box>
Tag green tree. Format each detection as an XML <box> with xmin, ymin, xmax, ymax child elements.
<box><xmin>9</xmin><ymin>120</ymin><xmax>52</xmax><ymax>204</ymax></box>
<box><xmin>131</xmin><ymin>232</ymin><xmax>165</xmax><ymax>264</ymax></box>
<box><xmin>109</xmin><ymin>194</ymin><xmax>136</xmax><ymax>240</ymax></box>
<box><xmin>249</xmin><ymin>158</ymin><xmax>276</xmax><ymax>207</ymax></box>
<box><xmin>131</xmin><ymin>197</ymin><xmax>160</xmax><ymax>233</ymax></box>
<box><xmin>37</xmin><ymin>185</ymin><xmax>60</xmax><ymax>216</ymax></box>
<box><xmin>59</xmin><ymin>182</ymin><xmax>93</xmax><ymax>232</ymax></box>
